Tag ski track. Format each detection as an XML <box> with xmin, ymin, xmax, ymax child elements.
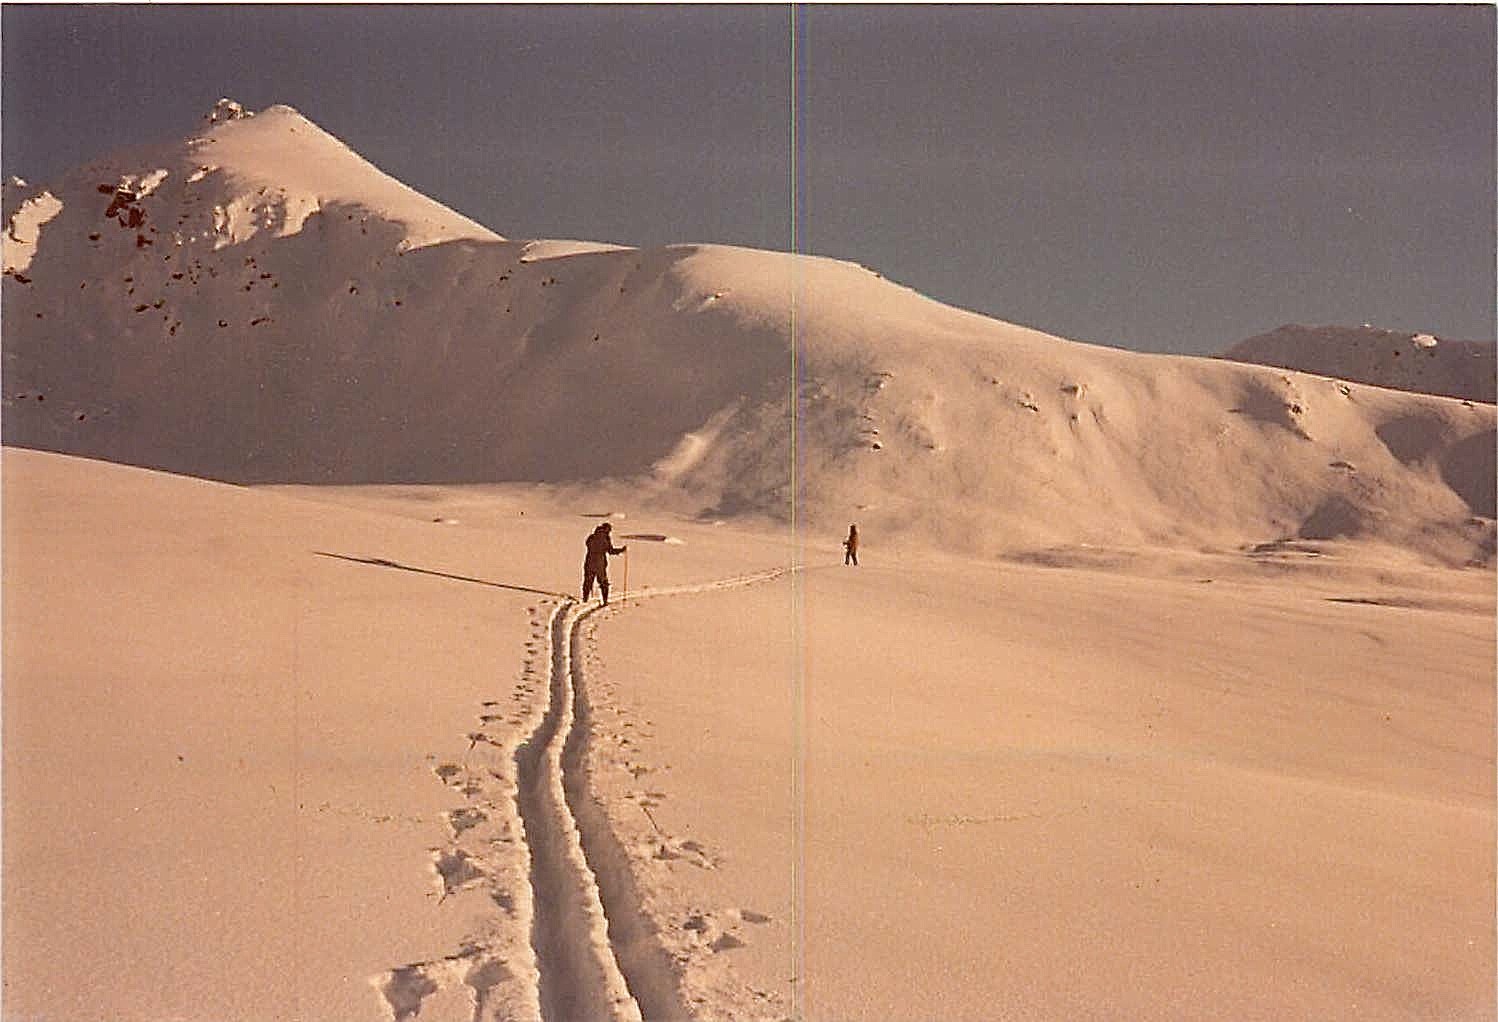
<box><xmin>373</xmin><ymin>568</ymin><xmax>788</xmax><ymax>1022</ymax></box>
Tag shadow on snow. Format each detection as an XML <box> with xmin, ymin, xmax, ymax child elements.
<box><xmin>315</xmin><ymin>551</ymin><xmax>571</xmax><ymax>599</ymax></box>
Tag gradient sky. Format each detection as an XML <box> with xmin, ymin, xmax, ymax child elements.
<box><xmin>3</xmin><ymin>4</ymin><xmax>1493</xmax><ymax>354</ymax></box>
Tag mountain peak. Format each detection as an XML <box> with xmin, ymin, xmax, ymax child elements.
<box><xmin>47</xmin><ymin>98</ymin><xmax>505</xmax><ymax>251</ymax></box>
<box><xmin>202</xmin><ymin>101</ymin><xmax>316</xmax><ymax>135</ymax></box>
<box><xmin>204</xmin><ymin>98</ymin><xmax>253</xmax><ymax>124</ymax></box>
<box><xmin>188</xmin><ymin>101</ymin><xmax>501</xmax><ymax>247</ymax></box>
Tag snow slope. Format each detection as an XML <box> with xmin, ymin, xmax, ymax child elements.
<box><xmin>3</xmin><ymin>103</ymin><xmax>1493</xmax><ymax>565</ymax></box>
<box><xmin>2</xmin><ymin>449</ymin><xmax>546</xmax><ymax>1021</ymax></box>
<box><xmin>596</xmin><ymin>549</ymin><xmax>1494</xmax><ymax>1021</ymax></box>
<box><xmin>1221</xmin><ymin>324</ymin><xmax>1496</xmax><ymax>405</ymax></box>
<box><xmin>7</xmin><ymin>448</ymin><xmax>1490</xmax><ymax>1020</ymax></box>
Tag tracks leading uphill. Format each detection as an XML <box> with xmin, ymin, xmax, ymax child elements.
<box><xmin>515</xmin><ymin>600</ymin><xmax>643</xmax><ymax>1021</ymax></box>
<box><xmin>516</xmin><ymin>569</ymin><xmax>787</xmax><ymax>1021</ymax></box>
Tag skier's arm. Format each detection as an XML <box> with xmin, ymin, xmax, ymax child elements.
<box><xmin>610</xmin><ymin>544</ymin><xmax>627</xmax><ymax>555</ymax></box>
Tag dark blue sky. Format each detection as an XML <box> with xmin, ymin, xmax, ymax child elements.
<box><xmin>4</xmin><ymin>5</ymin><xmax>1493</xmax><ymax>354</ymax></box>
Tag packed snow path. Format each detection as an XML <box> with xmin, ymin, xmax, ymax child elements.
<box><xmin>518</xmin><ymin>570</ymin><xmax>786</xmax><ymax>1021</ymax></box>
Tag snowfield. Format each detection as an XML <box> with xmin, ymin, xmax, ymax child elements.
<box><xmin>6</xmin><ymin>450</ymin><xmax>1491</xmax><ymax>1021</ymax></box>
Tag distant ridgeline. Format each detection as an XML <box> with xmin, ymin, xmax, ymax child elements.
<box><xmin>2</xmin><ymin>102</ymin><xmax>1494</xmax><ymax>565</ymax></box>
<box><xmin>1221</xmin><ymin>324</ymin><xmax>1496</xmax><ymax>405</ymax></box>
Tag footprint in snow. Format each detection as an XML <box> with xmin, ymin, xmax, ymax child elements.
<box><xmin>445</xmin><ymin>807</ymin><xmax>487</xmax><ymax>836</ymax></box>
<box><xmin>682</xmin><ymin>911</ymin><xmax>751</xmax><ymax>952</ymax></box>
<box><xmin>431</xmin><ymin>849</ymin><xmax>485</xmax><ymax>897</ymax></box>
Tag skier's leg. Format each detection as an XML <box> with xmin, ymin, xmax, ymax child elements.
<box><xmin>582</xmin><ymin>567</ymin><xmax>594</xmax><ymax>601</ymax></box>
<box><xmin>600</xmin><ymin>578</ymin><xmax>610</xmax><ymax>604</ymax></box>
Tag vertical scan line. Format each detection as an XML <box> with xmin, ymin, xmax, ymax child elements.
<box><xmin>788</xmin><ymin>6</ymin><xmax>807</xmax><ymax>1020</ymax></box>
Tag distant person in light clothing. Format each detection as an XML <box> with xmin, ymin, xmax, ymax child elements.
<box><xmin>582</xmin><ymin>522</ymin><xmax>627</xmax><ymax>603</ymax></box>
<box><xmin>843</xmin><ymin>524</ymin><xmax>859</xmax><ymax>566</ymax></box>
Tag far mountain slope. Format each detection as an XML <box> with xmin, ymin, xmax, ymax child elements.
<box><xmin>3</xmin><ymin>102</ymin><xmax>1492</xmax><ymax>565</ymax></box>
<box><xmin>1221</xmin><ymin>324</ymin><xmax>1496</xmax><ymax>404</ymax></box>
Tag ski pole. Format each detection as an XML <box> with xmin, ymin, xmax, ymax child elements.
<box><xmin>621</xmin><ymin>548</ymin><xmax>629</xmax><ymax>603</ymax></box>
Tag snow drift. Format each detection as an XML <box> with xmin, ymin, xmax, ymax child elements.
<box><xmin>3</xmin><ymin>102</ymin><xmax>1493</xmax><ymax>564</ymax></box>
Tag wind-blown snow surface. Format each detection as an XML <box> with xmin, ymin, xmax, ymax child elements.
<box><xmin>2</xmin><ymin>450</ymin><xmax>547</xmax><ymax>1021</ymax></box>
<box><xmin>3</xmin><ymin>103</ymin><xmax>1493</xmax><ymax>565</ymax></box>
<box><xmin>1221</xmin><ymin>324</ymin><xmax>1497</xmax><ymax>405</ymax></box>
<box><xmin>5</xmin><ymin>449</ymin><xmax>1492</xmax><ymax>1021</ymax></box>
<box><xmin>596</xmin><ymin>552</ymin><xmax>1494</xmax><ymax>1021</ymax></box>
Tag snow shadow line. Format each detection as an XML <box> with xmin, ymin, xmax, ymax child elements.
<box><xmin>314</xmin><ymin>551</ymin><xmax>571</xmax><ymax>599</ymax></box>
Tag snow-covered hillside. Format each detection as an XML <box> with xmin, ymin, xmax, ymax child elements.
<box><xmin>3</xmin><ymin>102</ymin><xmax>1493</xmax><ymax>564</ymax></box>
<box><xmin>1221</xmin><ymin>324</ymin><xmax>1496</xmax><ymax>405</ymax></box>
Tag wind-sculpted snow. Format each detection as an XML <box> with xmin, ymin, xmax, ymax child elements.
<box><xmin>2</xmin><ymin>103</ymin><xmax>1492</xmax><ymax>565</ymax></box>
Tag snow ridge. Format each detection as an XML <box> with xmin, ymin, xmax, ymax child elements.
<box><xmin>3</xmin><ymin>104</ymin><xmax>1493</xmax><ymax>567</ymax></box>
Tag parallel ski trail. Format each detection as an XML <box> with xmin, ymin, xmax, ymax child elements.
<box><xmin>515</xmin><ymin>567</ymin><xmax>789</xmax><ymax>1021</ymax></box>
<box><xmin>516</xmin><ymin>601</ymin><xmax>640</xmax><ymax>1022</ymax></box>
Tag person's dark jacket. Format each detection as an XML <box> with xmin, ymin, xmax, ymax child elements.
<box><xmin>585</xmin><ymin>527</ymin><xmax>625</xmax><ymax>569</ymax></box>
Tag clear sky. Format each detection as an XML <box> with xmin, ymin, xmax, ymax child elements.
<box><xmin>3</xmin><ymin>4</ymin><xmax>1493</xmax><ymax>354</ymax></box>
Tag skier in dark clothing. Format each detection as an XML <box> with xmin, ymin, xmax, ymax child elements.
<box><xmin>582</xmin><ymin>522</ymin><xmax>627</xmax><ymax>603</ymax></box>
<box><xmin>843</xmin><ymin>524</ymin><xmax>859</xmax><ymax>566</ymax></box>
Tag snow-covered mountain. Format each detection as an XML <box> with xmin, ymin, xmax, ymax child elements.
<box><xmin>1221</xmin><ymin>324</ymin><xmax>1496</xmax><ymax>404</ymax></box>
<box><xmin>4</xmin><ymin>102</ymin><xmax>1493</xmax><ymax>564</ymax></box>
